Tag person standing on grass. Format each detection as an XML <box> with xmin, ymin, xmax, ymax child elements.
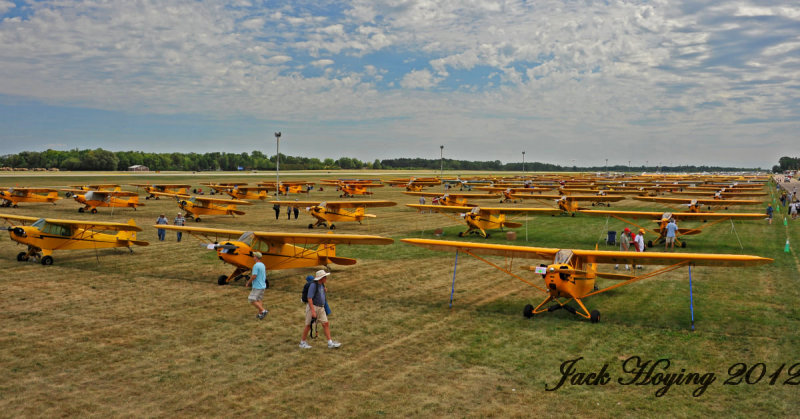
<box><xmin>767</xmin><ymin>204</ymin><xmax>774</xmax><ymax>225</ymax></box>
<box><xmin>272</xmin><ymin>203</ymin><xmax>280</xmax><ymax>220</ymax></box>
<box><xmin>615</xmin><ymin>227</ymin><xmax>631</xmax><ymax>270</ymax></box>
<box><xmin>245</xmin><ymin>252</ymin><xmax>269</xmax><ymax>320</ymax></box>
<box><xmin>173</xmin><ymin>213</ymin><xmax>185</xmax><ymax>242</ymax></box>
<box><xmin>156</xmin><ymin>214</ymin><xmax>168</xmax><ymax>241</ymax></box>
<box><xmin>299</xmin><ymin>270</ymin><xmax>341</xmax><ymax>349</ymax></box>
<box><xmin>665</xmin><ymin>218</ymin><xmax>678</xmax><ymax>250</ymax></box>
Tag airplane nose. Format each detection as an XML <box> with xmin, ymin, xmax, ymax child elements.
<box><xmin>10</xmin><ymin>227</ymin><xmax>26</xmax><ymax>237</ymax></box>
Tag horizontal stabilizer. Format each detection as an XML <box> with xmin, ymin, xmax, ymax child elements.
<box><xmin>503</xmin><ymin>222</ymin><xmax>523</xmax><ymax>228</ymax></box>
<box><xmin>326</xmin><ymin>256</ymin><xmax>358</xmax><ymax>266</ymax></box>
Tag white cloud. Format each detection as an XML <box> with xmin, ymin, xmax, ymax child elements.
<box><xmin>311</xmin><ymin>59</ymin><xmax>334</xmax><ymax>67</ymax></box>
<box><xmin>0</xmin><ymin>1</ymin><xmax>13</xmax><ymax>15</ymax></box>
<box><xmin>400</xmin><ymin>69</ymin><xmax>439</xmax><ymax>89</ymax></box>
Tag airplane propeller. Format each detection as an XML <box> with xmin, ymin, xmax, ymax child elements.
<box><xmin>8</xmin><ymin>227</ymin><xmax>26</xmax><ymax>237</ymax></box>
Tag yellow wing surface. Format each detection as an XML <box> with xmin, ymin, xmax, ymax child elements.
<box><xmin>634</xmin><ymin>196</ymin><xmax>762</xmax><ymax>205</ymax></box>
<box><xmin>401</xmin><ymin>238</ymin><xmax>772</xmax><ymax>267</ymax></box>
<box><xmin>156</xmin><ymin>225</ymin><xmax>393</xmax><ymax>245</ymax></box>
<box><xmin>579</xmin><ymin>209</ymin><xmax>765</xmax><ymax>221</ymax></box>
<box><xmin>403</xmin><ymin>192</ymin><xmax>499</xmax><ymax>199</ymax></box>
<box><xmin>190</xmin><ymin>196</ymin><xmax>253</xmax><ymax>205</ymax></box>
<box><xmin>407</xmin><ymin>204</ymin><xmax>561</xmax><ymax>215</ymax></box>
<box><xmin>0</xmin><ymin>213</ymin><xmax>143</xmax><ymax>232</ymax></box>
<box><xmin>270</xmin><ymin>200</ymin><xmax>396</xmax><ymax>208</ymax></box>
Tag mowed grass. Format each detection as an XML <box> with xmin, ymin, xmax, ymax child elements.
<box><xmin>0</xmin><ymin>171</ymin><xmax>798</xmax><ymax>417</ymax></box>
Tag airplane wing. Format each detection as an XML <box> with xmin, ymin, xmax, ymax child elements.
<box><xmin>0</xmin><ymin>213</ymin><xmax>42</xmax><ymax>224</ymax></box>
<box><xmin>634</xmin><ymin>196</ymin><xmax>761</xmax><ymax>205</ymax></box>
<box><xmin>580</xmin><ymin>209</ymin><xmax>764</xmax><ymax>221</ymax></box>
<box><xmin>191</xmin><ymin>197</ymin><xmax>253</xmax><ymax>205</ymax></box>
<box><xmin>4</xmin><ymin>187</ymin><xmax>59</xmax><ymax>193</ymax></box>
<box><xmin>269</xmin><ymin>200</ymin><xmax>323</xmax><ymax>207</ymax></box>
<box><xmin>151</xmin><ymin>191</ymin><xmax>192</xmax><ymax>199</ymax></box>
<box><xmin>40</xmin><ymin>218</ymin><xmax>143</xmax><ymax>232</ymax></box>
<box><xmin>315</xmin><ymin>200</ymin><xmax>397</xmax><ymax>208</ymax></box>
<box><xmin>403</xmin><ymin>192</ymin><xmax>499</xmax><ymax>199</ymax></box>
<box><xmin>406</xmin><ymin>204</ymin><xmax>560</xmax><ymax>215</ymax></box>
<box><xmin>155</xmin><ymin>225</ymin><xmax>246</xmax><ymax>241</ymax></box>
<box><xmin>401</xmin><ymin>239</ymin><xmax>772</xmax><ymax>267</ymax></box>
<box><xmin>252</xmin><ymin>232</ymin><xmax>394</xmax><ymax>245</ymax></box>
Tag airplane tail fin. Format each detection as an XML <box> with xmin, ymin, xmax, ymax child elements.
<box><xmin>116</xmin><ymin>219</ymin><xmax>139</xmax><ymax>241</ymax></box>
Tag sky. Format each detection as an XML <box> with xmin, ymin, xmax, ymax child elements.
<box><xmin>0</xmin><ymin>0</ymin><xmax>798</xmax><ymax>169</ymax></box>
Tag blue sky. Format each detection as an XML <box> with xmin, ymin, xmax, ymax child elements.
<box><xmin>1</xmin><ymin>0</ymin><xmax>798</xmax><ymax>169</ymax></box>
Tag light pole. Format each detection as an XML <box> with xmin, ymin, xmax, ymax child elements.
<box><xmin>522</xmin><ymin>151</ymin><xmax>526</xmax><ymax>175</ymax></box>
<box><xmin>605</xmin><ymin>158</ymin><xmax>608</xmax><ymax>174</ymax></box>
<box><xmin>275</xmin><ymin>131</ymin><xmax>281</xmax><ymax>200</ymax></box>
<box><xmin>440</xmin><ymin>145</ymin><xmax>444</xmax><ymax>191</ymax></box>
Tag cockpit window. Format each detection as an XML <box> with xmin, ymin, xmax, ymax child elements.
<box><xmin>41</xmin><ymin>222</ymin><xmax>71</xmax><ymax>237</ymax></box>
<box><xmin>32</xmin><ymin>219</ymin><xmax>46</xmax><ymax>229</ymax></box>
<box><xmin>237</xmin><ymin>232</ymin><xmax>254</xmax><ymax>246</ymax></box>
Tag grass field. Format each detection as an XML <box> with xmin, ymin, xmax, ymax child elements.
<box><xmin>0</xmin><ymin>171</ymin><xmax>798</xmax><ymax>417</ymax></box>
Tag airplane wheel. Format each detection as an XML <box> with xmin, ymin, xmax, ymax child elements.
<box><xmin>91</xmin><ymin>208</ymin><xmax>98</xmax><ymax>214</ymax></box>
<box><xmin>308</xmin><ymin>224</ymin><xmax>314</xmax><ymax>229</ymax></box>
<box><xmin>16</xmin><ymin>252</ymin><xmax>28</xmax><ymax>262</ymax></box>
<box><xmin>12</xmin><ymin>204</ymin><xmax>18</xmax><ymax>208</ymax></box>
<box><xmin>458</xmin><ymin>232</ymin><xmax>464</xmax><ymax>237</ymax></box>
<box><xmin>195</xmin><ymin>218</ymin><xmax>201</xmax><ymax>222</ymax></box>
<box><xmin>484</xmin><ymin>234</ymin><xmax>491</xmax><ymax>239</ymax></box>
<box><xmin>78</xmin><ymin>207</ymin><xmax>85</xmax><ymax>213</ymax></box>
<box><xmin>681</xmin><ymin>242</ymin><xmax>687</xmax><ymax>248</ymax></box>
<box><xmin>591</xmin><ymin>202</ymin><xmax>595</xmax><ymax>206</ymax></box>
<box><xmin>608</xmin><ymin>203</ymin><xmax>611</xmax><ymax>207</ymax></box>
<box><xmin>145</xmin><ymin>196</ymin><xmax>150</xmax><ymax>200</ymax></box>
<box><xmin>523</xmin><ymin>304</ymin><xmax>534</xmax><ymax>319</ymax></box>
<box><xmin>217</xmin><ymin>275</ymin><xmax>228</xmax><ymax>286</ymax></box>
<box><xmin>647</xmin><ymin>240</ymin><xmax>653</xmax><ymax>248</ymax></box>
<box><xmin>590</xmin><ymin>310</ymin><xmax>601</xmax><ymax>323</ymax></box>
<box><xmin>330</xmin><ymin>224</ymin><xmax>336</xmax><ymax>230</ymax></box>
<box><xmin>41</xmin><ymin>256</ymin><xmax>53</xmax><ymax>266</ymax></box>
<box><xmin>155</xmin><ymin>196</ymin><xmax>160</xmax><ymax>200</ymax></box>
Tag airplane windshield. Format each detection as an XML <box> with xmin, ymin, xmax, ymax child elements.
<box><xmin>554</xmin><ymin>250</ymin><xmax>574</xmax><ymax>265</ymax></box>
<box><xmin>237</xmin><ymin>232</ymin><xmax>255</xmax><ymax>246</ymax></box>
<box><xmin>32</xmin><ymin>219</ymin><xmax>46</xmax><ymax>230</ymax></box>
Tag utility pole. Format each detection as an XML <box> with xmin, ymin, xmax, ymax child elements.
<box><xmin>440</xmin><ymin>145</ymin><xmax>444</xmax><ymax>192</ymax></box>
<box><xmin>522</xmin><ymin>151</ymin><xmax>526</xmax><ymax>175</ymax></box>
<box><xmin>275</xmin><ymin>132</ymin><xmax>281</xmax><ymax>201</ymax></box>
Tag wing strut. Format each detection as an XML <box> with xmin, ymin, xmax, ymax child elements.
<box><xmin>689</xmin><ymin>264</ymin><xmax>696</xmax><ymax>332</ymax></box>
<box><xmin>461</xmin><ymin>249</ymin><xmax>547</xmax><ymax>293</ymax></box>
<box><xmin>449</xmin><ymin>250</ymin><xmax>459</xmax><ymax>308</ymax></box>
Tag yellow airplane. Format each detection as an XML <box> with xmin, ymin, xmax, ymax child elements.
<box><xmin>154</xmin><ymin>225</ymin><xmax>393</xmax><ymax>285</ymax></box>
<box><xmin>402</xmin><ymin>192</ymin><xmax>500</xmax><ymax>206</ymax></box>
<box><xmin>0</xmin><ymin>213</ymin><xmax>148</xmax><ymax>265</ymax></box>
<box><xmin>511</xmin><ymin>194</ymin><xmax>626</xmax><ymax>214</ymax></box>
<box><xmin>0</xmin><ymin>187</ymin><xmax>61</xmax><ymax>208</ymax></box>
<box><xmin>258</xmin><ymin>181</ymin><xmax>315</xmax><ymax>195</ymax></box>
<box><xmin>633</xmin><ymin>196</ymin><xmax>762</xmax><ymax>212</ymax></box>
<box><xmin>673</xmin><ymin>190</ymin><xmax>767</xmax><ymax>198</ymax></box>
<box><xmin>62</xmin><ymin>190</ymin><xmax>144</xmax><ymax>213</ymax></box>
<box><xmin>408</xmin><ymin>204</ymin><xmax>561</xmax><ymax>238</ymax></box>
<box><xmin>319</xmin><ymin>180</ymin><xmax>385</xmax><ymax>197</ymax></box>
<box><xmin>271</xmin><ymin>200</ymin><xmax>397</xmax><ymax>229</ymax></box>
<box><xmin>210</xmin><ymin>185</ymin><xmax>273</xmax><ymax>200</ymax></box>
<box><xmin>162</xmin><ymin>195</ymin><xmax>253</xmax><ymax>222</ymax></box>
<box><xmin>580</xmin><ymin>209</ymin><xmax>765</xmax><ymax>248</ymax></box>
<box><xmin>401</xmin><ymin>238</ymin><xmax>771</xmax><ymax>323</ymax></box>
<box><xmin>386</xmin><ymin>177</ymin><xmax>442</xmax><ymax>192</ymax></box>
<box><xmin>130</xmin><ymin>183</ymin><xmax>191</xmax><ymax>199</ymax></box>
<box><xmin>66</xmin><ymin>184</ymin><xmax>122</xmax><ymax>191</ymax></box>
<box><xmin>474</xmin><ymin>186</ymin><xmax>555</xmax><ymax>203</ymax></box>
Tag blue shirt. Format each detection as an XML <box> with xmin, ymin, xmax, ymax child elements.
<box><xmin>251</xmin><ymin>261</ymin><xmax>267</xmax><ymax>289</ymax></box>
<box><xmin>307</xmin><ymin>281</ymin><xmax>326</xmax><ymax>307</ymax></box>
<box><xmin>666</xmin><ymin>222</ymin><xmax>678</xmax><ymax>238</ymax></box>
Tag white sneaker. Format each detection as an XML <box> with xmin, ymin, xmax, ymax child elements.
<box><xmin>299</xmin><ymin>341</ymin><xmax>312</xmax><ymax>349</ymax></box>
<box><xmin>327</xmin><ymin>340</ymin><xmax>341</xmax><ymax>349</ymax></box>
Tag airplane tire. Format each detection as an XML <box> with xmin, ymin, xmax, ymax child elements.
<box><xmin>590</xmin><ymin>310</ymin><xmax>601</xmax><ymax>323</ymax></box>
<box><xmin>145</xmin><ymin>196</ymin><xmax>150</xmax><ymax>200</ymax></box>
<box><xmin>308</xmin><ymin>224</ymin><xmax>314</xmax><ymax>229</ymax></box>
<box><xmin>647</xmin><ymin>240</ymin><xmax>653</xmax><ymax>248</ymax></box>
<box><xmin>681</xmin><ymin>241</ymin><xmax>687</xmax><ymax>248</ymax></box>
<box><xmin>523</xmin><ymin>304</ymin><xmax>534</xmax><ymax>319</ymax></box>
<box><xmin>41</xmin><ymin>256</ymin><xmax>53</xmax><ymax>266</ymax></box>
<box><xmin>12</xmin><ymin>204</ymin><xmax>18</xmax><ymax>208</ymax></box>
<box><xmin>155</xmin><ymin>196</ymin><xmax>160</xmax><ymax>200</ymax></box>
<box><xmin>195</xmin><ymin>218</ymin><xmax>201</xmax><ymax>222</ymax></box>
<box><xmin>458</xmin><ymin>232</ymin><xmax>464</xmax><ymax>237</ymax></box>
<box><xmin>330</xmin><ymin>224</ymin><xmax>336</xmax><ymax>230</ymax></box>
<box><xmin>78</xmin><ymin>207</ymin><xmax>85</xmax><ymax>213</ymax></box>
<box><xmin>217</xmin><ymin>275</ymin><xmax>228</xmax><ymax>286</ymax></box>
<box><xmin>16</xmin><ymin>252</ymin><xmax>27</xmax><ymax>262</ymax></box>
<box><xmin>91</xmin><ymin>208</ymin><xmax>98</xmax><ymax>214</ymax></box>
<box><xmin>485</xmin><ymin>234</ymin><xmax>491</xmax><ymax>239</ymax></box>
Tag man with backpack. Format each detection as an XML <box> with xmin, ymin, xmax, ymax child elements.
<box><xmin>299</xmin><ymin>270</ymin><xmax>341</xmax><ymax>349</ymax></box>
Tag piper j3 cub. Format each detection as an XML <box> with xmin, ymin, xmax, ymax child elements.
<box><xmin>402</xmin><ymin>238</ymin><xmax>772</xmax><ymax>324</ymax></box>
<box><xmin>63</xmin><ymin>189</ymin><xmax>144</xmax><ymax>213</ymax></box>
<box><xmin>0</xmin><ymin>187</ymin><xmax>61</xmax><ymax>208</ymax></box>
<box><xmin>152</xmin><ymin>192</ymin><xmax>252</xmax><ymax>222</ymax></box>
<box><xmin>155</xmin><ymin>225</ymin><xmax>393</xmax><ymax>285</ymax></box>
<box><xmin>0</xmin><ymin>213</ymin><xmax>148</xmax><ymax>265</ymax></box>
<box><xmin>270</xmin><ymin>200</ymin><xmax>397</xmax><ymax>229</ymax></box>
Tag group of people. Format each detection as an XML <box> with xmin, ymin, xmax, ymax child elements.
<box><xmin>155</xmin><ymin>213</ymin><xmax>185</xmax><ymax>241</ymax></box>
<box><xmin>272</xmin><ymin>203</ymin><xmax>300</xmax><ymax>220</ymax></box>
<box><xmin>246</xmin><ymin>252</ymin><xmax>341</xmax><ymax>350</ymax></box>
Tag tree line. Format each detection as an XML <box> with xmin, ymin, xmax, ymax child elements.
<box><xmin>0</xmin><ymin>148</ymin><xmax>762</xmax><ymax>172</ymax></box>
<box><xmin>774</xmin><ymin>156</ymin><xmax>800</xmax><ymax>173</ymax></box>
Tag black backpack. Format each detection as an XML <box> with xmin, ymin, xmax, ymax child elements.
<box><xmin>301</xmin><ymin>282</ymin><xmax>312</xmax><ymax>303</ymax></box>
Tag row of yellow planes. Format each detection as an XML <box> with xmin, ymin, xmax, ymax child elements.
<box><xmin>0</xmin><ymin>173</ymin><xmax>774</xmax><ymax>325</ymax></box>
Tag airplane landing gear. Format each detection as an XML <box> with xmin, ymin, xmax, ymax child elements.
<box><xmin>523</xmin><ymin>304</ymin><xmax>534</xmax><ymax>318</ymax></box>
<box><xmin>329</xmin><ymin>224</ymin><xmax>335</xmax><ymax>230</ymax></box>
<box><xmin>590</xmin><ymin>310</ymin><xmax>601</xmax><ymax>323</ymax></box>
<box><xmin>16</xmin><ymin>252</ymin><xmax>28</xmax><ymax>262</ymax></box>
<box><xmin>78</xmin><ymin>207</ymin><xmax>85</xmax><ymax>213</ymax></box>
<box><xmin>308</xmin><ymin>223</ymin><xmax>315</xmax><ymax>229</ymax></box>
<box><xmin>91</xmin><ymin>208</ymin><xmax>98</xmax><ymax>214</ymax></box>
<box><xmin>41</xmin><ymin>256</ymin><xmax>53</xmax><ymax>266</ymax></box>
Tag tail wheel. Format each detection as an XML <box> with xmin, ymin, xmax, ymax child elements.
<box><xmin>590</xmin><ymin>310</ymin><xmax>601</xmax><ymax>323</ymax></box>
<box><xmin>90</xmin><ymin>208</ymin><xmax>98</xmax><ymax>214</ymax></box>
<box><xmin>217</xmin><ymin>275</ymin><xmax>228</xmax><ymax>286</ymax></box>
<box><xmin>523</xmin><ymin>304</ymin><xmax>534</xmax><ymax>319</ymax></box>
<box><xmin>41</xmin><ymin>255</ymin><xmax>54</xmax><ymax>266</ymax></box>
<box><xmin>16</xmin><ymin>252</ymin><xmax>28</xmax><ymax>262</ymax></box>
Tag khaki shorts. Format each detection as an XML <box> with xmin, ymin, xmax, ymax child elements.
<box><xmin>305</xmin><ymin>305</ymin><xmax>328</xmax><ymax>325</ymax></box>
<box><xmin>666</xmin><ymin>236</ymin><xmax>675</xmax><ymax>245</ymax></box>
<box><xmin>248</xmin><ymin>288</ymin><xmax>265</xmax><ymax>303</ymax></box>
